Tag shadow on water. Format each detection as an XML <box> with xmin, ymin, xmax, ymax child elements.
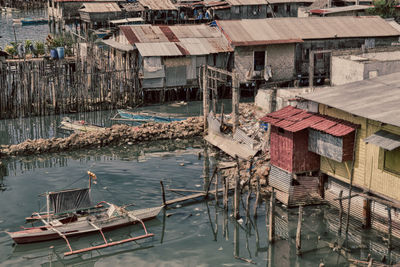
<box><xmin>0</xmin><ymin>137</ymin><xmax>399</xmax><ymax>265</ymax></box>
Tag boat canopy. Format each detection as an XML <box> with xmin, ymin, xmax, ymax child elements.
<box><xmin>49</xmin><ymin>188</ymin><xmax>92</xmax><ymax>214</ymax></box>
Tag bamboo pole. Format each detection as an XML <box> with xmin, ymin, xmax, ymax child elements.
<box><xmin>160</xmin><ymin>181</ymin><xmax>166</xmax><ymax>207</ymax></box>
<box><xmin>234</xmin><ymin>156</ymin><xmax>241</xmax><ymax>219</ymax></box>
<box><xmin>269</xmin><ymin>189</ymin><xmax>275</xmax><ymax>243</ymax></box>
<box><xmin>338</xmin><ymin>190</ymin><xmax>343</xmax><ymax>235</ymax></box>
<box><xmin>203</xmin><ymin>65</ymin><xmax>208</xmax><ymax>132</ymax></box>
<box><xmin>296</xmin><ymin>206</ymin><xmax>303</xmax><ymax>255</ymax></box>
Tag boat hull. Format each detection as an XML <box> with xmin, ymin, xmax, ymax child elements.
<box><xmin>117</xmin><ymin>109</ymin><xmax>185</xmax><ymax>123</ymax></box>
<box><xmin>9</xmin><ymin>206</ymin><xmax>162</xmax><ymax>244</ymax></box>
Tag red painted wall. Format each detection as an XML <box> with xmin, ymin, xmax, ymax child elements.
<box><xmin>270</xmin><ymin>126</ymin><xmax>320</xmax><ymax>173</ymax></box>
<box><xmin>270</xmin><ymin>126</ymin><xmax>294</xmax><ymax>172</ymax></box>
<box><xmin>292</xmin><ymin>129</ymin><xmax>320</xmax><ymax>173</ymax></box>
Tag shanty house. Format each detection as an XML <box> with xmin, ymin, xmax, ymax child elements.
<box><xmin>103</xmin><ymin>24</ymin><xmax>232</xmax><ymax>91</ymax></box>
<box><xmin>138</xmin><ymin>0</ymin><xmax>178</xmax><ymax>24</ymax></box>
<box><xmin>301</xmin><ymin>73</ymin><xmax>400</xmax><ymax>239</ymax></box>
<box><xmin>261</xmin><ymin>105</ymin><xmax>357</xmax><ymax>206</ymax></box>
<box><xmin>79</xmin><ymin>2</ymin><xmax>124</xmax><ymax>28</ymax></box>
<box><xmin>216</xmin><ymin>17</ymin><xmax>400</xmax><ymax>86</ymax></box>
<box><xmin>48</xmin><ymin>0</ymin><xmax>125</xmax><ymax>21</ymax></box>
<box><xmin>308</xmin><ymin>5</ymin><xmax>370</xmax><ymax>17</ymax></box>
<box><xmin>220</xmin><ymin>0</ymin><xmax>268</xmax><ymax>19</ymax></box>
<box><xmin>267</xmin><ymin>0</ymin><xmax>314</xmax><ymax>17</ymax></box>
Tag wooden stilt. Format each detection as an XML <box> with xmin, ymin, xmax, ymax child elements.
<box><xmin>338</xmin><ymin>190</ymin><xmax>343</xmax><ymax>235</ymax></box>
<box><xmin>253</xmin><ymin>174</ymin><xmax>260</xmax><ymax>218</ymax></box>
<box><xmin>269</xmin><ymin>189</ymin><xmax>275</xmax><ymax>243</ymax></box>
<box><xmin>160</xmin><ymin>181</ymin><xmax>166</xmax><ymax>207</ymax></box>
<box><xmin>234</xmin><ymin>156</ymin><xmax>241</xmax><ymax>219</ymax></box>
<box><xmin>388</xmin><ymin>207</ymin><xmax>392</xmax><ymax>250</ymax></box>
<box><xmin>296</xmin><ymin>206</ymin><xmax>303</xmax><ymax>255</ymax></box>
<box><xmin>223</xmin><ymin>175</ymin><xmax>228</xmax><ymax>211</ymax></box>
<box><xmin>215</xmin><ymin>169</ymin><xmax>219</xmax><ymax>206</ymax></box>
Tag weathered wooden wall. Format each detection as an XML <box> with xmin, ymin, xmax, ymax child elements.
<box><xmin>0</xmin><ymin>44</ymin><xmax>138</xmax><ymax>119</ymax></box>
<box><xmin>318</xmin><ymin>105</ymin><xmax>400</xmax><ymax>202</ymax></box>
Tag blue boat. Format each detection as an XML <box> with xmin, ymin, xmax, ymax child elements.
<box><xmin>113</xmin><ymin>109</ymin><xmax>186</xmax><ymax>123</ymax></box>
<box><xmin>21</xmin><ymin>18</ymin><xmax>48</xmax><ymax>25</ymax></box>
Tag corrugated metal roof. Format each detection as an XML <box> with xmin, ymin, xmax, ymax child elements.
<box><xmin>117</xmin><ymin>24</ymin><xmax>232</xmax><ymax>56</ymax></box>
<box><xmin>55</xmin><ymin>0</ymin><xmax>125</xmax><ymax>2</ymax></box>
<box><xmin>80</xmin><ymin>3</ymin><xmax>121</xmax><ymax>13</ymax></box>
<box><xmin>260</xmin><ymin>106</ymin><xmax>357</xmax><ymax>136</ymax></box>
<box><xmin>135</xmin><ymin>42</ymin><xmax>182</xmax><ymax>56</ymax></box>
<box><xmin>102</xmin><ymin>39</ymin><xmax>134</xmax><ymax>51</ymax></box>
<box><xmin>217</xmin><ymin>17</ymin><xmax>400</xmax><ymax>46</ymax></box>
<box><xmin>138</xmin><ymin>0</ymin><xmax>177</xmax><ymax>10</ymax></box>
<box><xmin>309</xmin><ymin>5</ymin><xmax>370</xmax><ymax>14</ymax></box>
<box><xmin>301</xmin><ymin>72</ymin><xmax>400</xmax><ymax>128</ymax></box>
<box><xmin>364</xmin><ymin>130</ymin><xmax>400</xmax><ymax>151</ymax></box>
<box><xmin>267</xmin><ymin>0</ymin><xmax>314</xmax><ymax>3</ymax></box>
<box><xmin>110</xmin><ymin>18</ymin><xmax>144</xmax><ymax>24</ymax></box>
<box><xmin>225</xmin><ymin>0</ymin><xmax>268</xmax><ymax>5</ymax></box>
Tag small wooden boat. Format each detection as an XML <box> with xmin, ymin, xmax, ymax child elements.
<box><xmin>59</xmin><ymin>117</ymin><xmax>105</xmax><ymax>133</ymax></box>
<box><xmin>112</xmin><ymin>109</ymin><xmax>186</xmax><ymax>123</ymax></box>
<box><xmin>20</xmin><ymin>18</ymin><xmax>48</xmax><ymax>25</ymax></box>
<box><xmin>7</xmin><ymin>171</ymin><xmax>162</xmax><ymax>256</ymax></box>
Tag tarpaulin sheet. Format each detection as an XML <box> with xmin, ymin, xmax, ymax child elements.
<box><xmin>49</xmin><ymin>188</ymin><xmax>92</xmax><ymax>214</ymax></box>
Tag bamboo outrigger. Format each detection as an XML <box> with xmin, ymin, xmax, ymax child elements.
<box><xmin>7</xmin><ymin>172</ymin><xmax>162</xmax><ymax>256</ymax></box>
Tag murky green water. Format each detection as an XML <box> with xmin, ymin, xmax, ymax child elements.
<box><xmin>0</xmin><ymin>139</ymin><xmax>399</xmax><ymax>266</ymax></box>
<box><xmin>0</xmin><ymin>9</ymin><xmax>49</xmax><ymax>49</ymax></box>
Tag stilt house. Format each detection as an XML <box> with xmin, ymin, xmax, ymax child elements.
<box><xmin>261</xmin><ymin>105</ymin><xmax>358</xmax><ymax>206</ymax></box>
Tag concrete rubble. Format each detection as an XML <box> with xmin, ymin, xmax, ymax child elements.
<box><xmin>0</xmin><ymin>117</ymin><xmax>204</xmax><ymax>157</ymax></box>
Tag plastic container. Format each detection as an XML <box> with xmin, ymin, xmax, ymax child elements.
<box><xmin>56</xmin><ymin>47</ymin><xmax>64</xmax><ymax>59</ymax></box>
<box><xmin>50</xmin><ymin>49</ymin><xmax>58</xmax><ymax>59</ymax></box>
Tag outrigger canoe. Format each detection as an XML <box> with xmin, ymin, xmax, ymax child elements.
<box><xmin>112</xmin><ymin>109</ymin><xmax>186</xmax><ymax>123</ymax></box>
<box><xmin>7</xmin><ymin>172</ymin><xmax>162</xmax><ymax>256</ymax></box>
<box><xmin>59</xmin><ymin>117</ymin><xmax>105</xmax><ymax>133</ymax></box>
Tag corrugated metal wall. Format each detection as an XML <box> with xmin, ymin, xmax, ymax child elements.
<box><xmin>292</xmin><ymin>129</ymin><xmax>320</xmax><ymax>173</ymax></box>
<box><xmin>270</xmin><ymin>165</ymin><xmax>292</xmax><ymax>194</ymax></box>
<box><xmin>319</xmin><ymin>105</ymin><xmax>400</xmax><ymax>202</ymax></box>
<box><xmin>270</xmin><ymin>126</ymin><xmax>294</xmax><ymax>172</ymax></box>
<box><xmin>309</xmin><ymin>129</ymin><xmax>343</xmax><ymax>162</ymax></box>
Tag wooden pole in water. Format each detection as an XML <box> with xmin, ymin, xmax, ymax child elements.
<box><xmin>234</xmin><ymin>156</ymin><xmax>241</xmax><ymax>219</ymax></box>
<box><xmin>388</xmin><ymin>207</ymin><xmax>392</xmax><ymax>250</ymax></box>
<box><xmin>338</xmin><ymin>190</ymin><xmax>343</xmax><ymax>235</ymax></box>
<box><xmin>232</xmin><ymin>71</ymin><xmax>239</xmax><ymax>133</ymax></box>
<box><xmin>269</xmin><ymin>189</ymin><xmax>276</xmax><ymax>243</ymax></box>
<box><xmin>253</xmin><ymin>173</ymin><xmax>260</xmax><ymax>218</ymax></box>
<box><xmin>296</xmin><ymin>205</ymin><xmax>303</xmax><ymax>255</ymax></box>
<box><xmin>215</xmin><ymin>169</ymin><xmax>219</xmax><ymax>206</ymax></box>
<box><xmin>160</xmin><ymin>181</ymin><xmax>166</xmax><ymax>207</ymax></box>
<box><xmin>362</xmin><ymin>198</ymin><xmax>371</xmax><ymax>229</ymax></box>
<box><xmin>223</xmin><ymin>175</ymin><xmax>228</xmax><ymax>211</ymax></box>
<box><xmin>245</xmin><ymin>159</ymin><xmax>253</xmax><ymax>222</ymax></box>
<box><xmin>203</xmin><ymin>65</ymin><xmax>208</xmax><ymax>132</ymax></box>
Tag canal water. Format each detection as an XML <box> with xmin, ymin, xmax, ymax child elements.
<box><xmin>0</xmin><ymin>9</ymin><xmax>49</xmax><ymax>49</ymax></box>
<box><xmin>0</xmin><ymin>139</ymin><xmax>399</xmax><ymax>266</ymax></box>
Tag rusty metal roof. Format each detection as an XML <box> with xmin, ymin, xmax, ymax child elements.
<box><xmin>309</xmin><ymin>5</ymin><xmax>370</xmax><ymax>14</ymax></box>
<box><xmin>260</xmin><ymin>106</ymin><xmax>357</xmax><ymax>136</ymax></box>
<box><xmin>138</xmin><ymin>0</ymin><xmax>177</xmax><ymax>10</ymax></box>
<box><xmin>118</xmin><ymin>24</ymin><xmax>232</xmax><ymax>56</ymax></box>
<box><xmin>55</xmin><ymin>0</ymin><xmax>125</xmax><ymax>2</ymax></box>
<box><xmin>225</xmin><ymin>0</ymin><xmax>268</xmax><ymax>5</ymax></box>
<box><xmin>80</xmin><ymin>2</ymin><xmax>121</xmax><ymax>13</ymax></box>
<box><xmin>301</xmin><ymin>72</ymin><xmax>400</xmax><ymax>128</ymax></box>
<box><xmin>217</xmin><ymin>17</ymin><xmax>400</xmax><ymax>46</ymax></box>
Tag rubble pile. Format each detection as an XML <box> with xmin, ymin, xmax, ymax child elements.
<box><xmin>0</xmin><ymin>117</ymin><xmax>204</xmax><ymax>157</ymax></box>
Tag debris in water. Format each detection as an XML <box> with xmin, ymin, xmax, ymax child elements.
<box><xmin>176</xmin><ymin>204</ymin><xmax>182</xmax><ymax>208</ymax></box>
<box><xmin>237</xmin><ymin>218</ymin><xmax>243</xmax><ymax>224</ymax></box>
<box><xmin>179</xmin><ymin>163</ymin><xmax>185</xmax><ymax>166</ymax></box>
<box><xmin>218</xmin><ymin>247</ymin><xmax>223</xmax><ymax>251</ymax></box>
<box><xmin>195</xmin><ymin>184</ymin><xmax>201</xmax><ymax>188</ymax></box>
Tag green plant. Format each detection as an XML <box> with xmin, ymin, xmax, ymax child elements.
<box><xmin>35</xmin><ymin>41</ymin><xmax>45</xmax><ymax>56</ymax></box>
<box><xmin>367</xmin><ymin>0</ymin><xmax>396</xmax><ymax>18</ymax></box>
<box><xmin>4</xmin><ymin>45</ymin><xmax>16</xmax><ymax>56</ymax></box>
<box><xmin>24</xmin><ymin>40</ymin><xmax>33</xmax><ymax>54</ymax></box>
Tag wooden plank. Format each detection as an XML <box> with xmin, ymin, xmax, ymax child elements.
<box><xmin>204</xmin><ymin>132</ymin><xmax>258</xmax><ymax>160</ymax></box>
<box><xmin>165</xmin><ymin>187</ymin><xmax>233</xmax><ymax>206</ymax></box>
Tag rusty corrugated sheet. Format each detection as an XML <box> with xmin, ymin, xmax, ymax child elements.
<box><xmin>226</xmin><ymin>0</ymin><xmax>268</xmax><ymax>5</ymax></box>
<box><xmin>120</xmin><ymin>26</ymin><xmax>140</xmax><ymax>44</ymax></box>
<box><xmin>217</xmin><ymin>17</ymin><xmax>400</xmax><ymax>46</ymax></box>
<box><xmin>261</xmin><ymin>106</ymin><xmax>358</xmax><ymax>136</ymax></box>
<box><xmin>138</xmin><ymin>0</ymin><xmax>177</xmax><ymax>10</ymax></box>
<box><xmin>117</xmin><ymin>24</ymin><xmax>232</xmax><ymax>56</ymax></box>
<box><xmin>80</xmin><ymin>2</ymin><xmax>121</xmax><ymax>13</ymax></box>
<box><xmin>159</xmin><ymin>26</ymin><xmax>179</xmax><ymax>42</ymax></box>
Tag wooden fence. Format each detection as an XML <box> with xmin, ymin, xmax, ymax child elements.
<box><xmin>0</xmin><ymin>44</ymin><xmax>139</xmax><ymax>119</ymax></box>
